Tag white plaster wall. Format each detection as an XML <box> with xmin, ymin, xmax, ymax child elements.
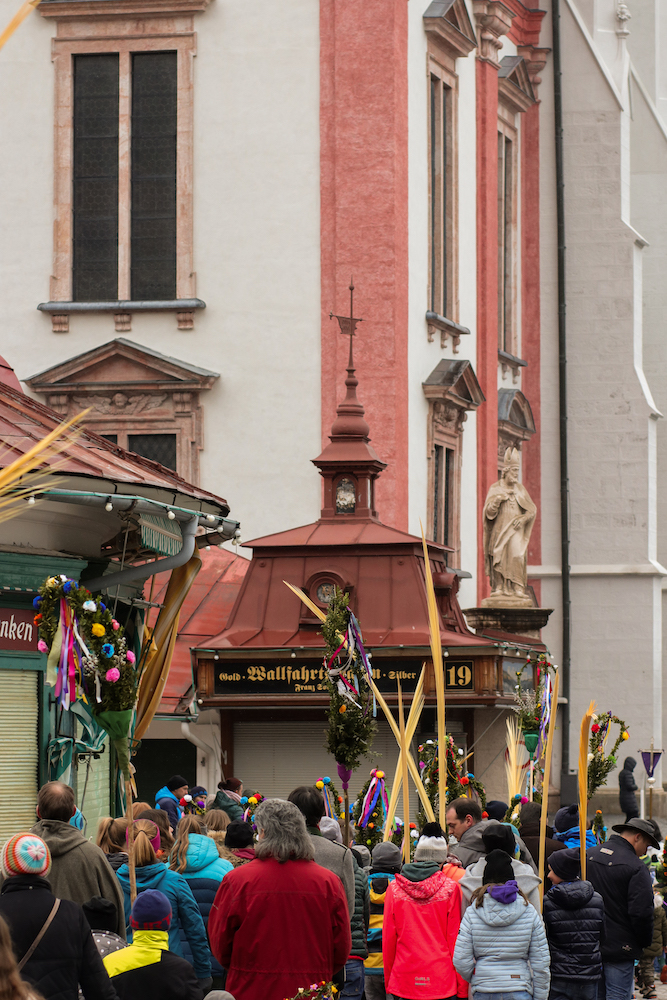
<box><xmin>406</xmin><ymin>0</ymin><xmax>478</xmax><ymax>592</ymax></box>
<box><xmin>0</xmin><ymin>1</ymin><xmax>322</xmax><ymax>545</ymax></box>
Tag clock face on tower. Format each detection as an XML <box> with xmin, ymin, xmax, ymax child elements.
<box><xmin>335</xmin><ymin>477</ymin><xmax>356</xmax><ymax>513</ymax></box>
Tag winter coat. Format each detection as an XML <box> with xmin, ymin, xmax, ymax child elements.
<box><xmin>364</xmin><ymin>870</ymin><xmax>397</xmax><ymax>977</ymax></box>
<box><xmin>519</xmin><ymin>822</ymin><xmax>566</xmax><ymax>867</ymax></box>
<box><xmin>308</xmin><ymin>828</ymin><xmax>356</xmax><ymax>916</ymax></box>
<box><xmin>231</xmin><ymin>846</ymin><xmax>256</xmax><ymax>864</ymax></box>
<box><xmin>176</xmin><ymin>833</ymin><xmax>233</xmax><ymax>976</ymax></box>
<box><xmin>642</xmin><ymin>896</ymin><xmax>667</xmax><ymax>959</ymax></box>
<box><xmin>459</xmin><ymin>857</ymin><xmax>542</xmax><ymax>912</ymax></box>
<box><xmin>349</xmin><ymin>856</ymin><xmax>370</xmax><ymax>960</ymax></box>
<box><xmin>449</xmin><ymin>820</ymin><xmax>537</xmax><ymax>872</ymax></box>
<box><xmin>210</xmin><ymin>790</ymin><xmax>244</xmax><ymax>821</ymax></box>
<box><xmin>383</xmin><ymin>861</ymin><xmax>468</xmax><ymax>1000</ymax></box>
<box><xmin>103</xmin><ymin>929</ymin><xmax>203</xmax><ymax>1000</ymax></box>
<box><xmin>207</xmin><ymin>834</ymin><xmax>242</xmax><ymax>866</ymax></box>
<box><xmin>543</xmin><ymin>879</ymin><xmax>605</xmax><ymax>980</ymax></box>
<box><xmin>115</xmin><ymin>861</ymin><xmax>210</xmax><ymax>978</ymax></box>
<box><xmin>105</xmin><ymin>853</ymin><xmax>128</xmax><ymax>874</ymax></box>
<box><xmin>155</xmin><ymin>786</ymin><xmax>183</xmax><ymax>829</ymax></box>
<box><xmin>453</xmin><ymin>889</ymin><xmax>551</xmax><ymax>1000</ymax></box>
<box><xmin>619</xmin><ymin>757</ymin><xmax>639</xmax><ymax>814</ymax></box>
<box><xmin>586</xmin><ymin>833</ymin><xmax>655</xmax><ymax>961</ymax></box>
<box><xmin>31</xmin><ymin>820</ymin><xmax>125</xmax><ymax>939</ymax></box>
<box><xmin>553</xmin><ymin>826</ymin><xmax>597</xmax><ymax>851</ymax></box>
<box><xmin>0</xmin><ymin>874</ymin><xmax>118</xmax><ymax>1000</ymax></box>
<box><xmin>208</xmin><ymin>856</ymin><xmax>351</xmax><ymax>1000</ymax></box>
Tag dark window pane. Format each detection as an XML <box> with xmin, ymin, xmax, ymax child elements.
<box><xmin>433</xmin><ymin>444</ymin><xmax>442</xmax><ymax>542</ymax></box>
<box><xmin>430</xmin><ymin>76</ymin><xmax>436</xmax><ymax>314</ymax></box>
<box><xmin>131</xmin><ymin>52</ymin><xmax>177</xmax><ymax>301</ymax></box>
<box><xmin>73</xmin><ymin>55</ymin><xmax>119</xmax><ymax>302</ymax></box>
<box><xmin>128</xmin><ymin>434</ymin><xmax>177</xmax><ymax>471</ymax></box>
<box><xmin>100</xmin><ymin>434</ymin><xmax>117</xmax><ymax>444</ymax></box>
<box><xmin>444</xmin><ymin>447</ymin><xmax>452</xmax><ymax>548</ymax></box>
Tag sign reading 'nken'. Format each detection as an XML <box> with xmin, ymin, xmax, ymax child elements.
<box><xmin>0</xmin><ymin>609</ymin><xmax>36</xmax><ymax>652</ymax></box>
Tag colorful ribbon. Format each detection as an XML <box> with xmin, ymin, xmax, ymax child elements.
<box><xmin>359</xmin><ymin>770</ymin><xmax>389</xmax><ymax>828</ymax></box>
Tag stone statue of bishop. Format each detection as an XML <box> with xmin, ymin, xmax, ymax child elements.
<box><xmin>482</xmin><ymin>447</ymin><xmax>536</xmax><ymax>608</ymax></box>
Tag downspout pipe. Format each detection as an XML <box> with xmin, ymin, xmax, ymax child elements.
<box><xmin>552</xmin><ymin>0</ymin><xmax>572</xmax><ymax>777</ymax></box>
<box><xmin>84</xmin><ymin>515</ymin><xmax>198</xmax><ymax>592</ymax></box>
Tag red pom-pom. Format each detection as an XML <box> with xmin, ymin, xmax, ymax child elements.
<box><xmin>409</xmin><ymin>822</ymin><xmax>416</xmax><ymax>829</ymax></box>
<box><xmin>461</xmin><ymin>776</ymin><xmax>470</xmax><ymax>786</ymax></box>
<box><xmin>482</xmin><ymin>811</ymin><xmax>489</xmax><ymax>819</ymax></box>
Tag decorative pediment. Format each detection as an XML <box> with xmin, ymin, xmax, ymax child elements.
<box><xmin>26</xmin><ymin>338</ymin><xmax>218</xmax><ymax>394</ymax></box>
<box><xmin>498</xmin><ymin>388</ymin><xmax>535</xmax><ymax>451</ymax></box>
<box><xmin>424</xmin><ymin>0</ymin><xmax>478</xmax><ymax>58</ymax></box>
<box><xmin>423</xmin><ymin>360</ymin><xmax>485</xmax><ymax>433</ymax></box>
<box><xmin>39</xmin><ymin>0</ymin><xmax>213</xmax><ymax>18</ymax></box>
<box><xmin>498</xmin><ymin>55</ymin><xmax>536</xmax><ymax>112</ymax></box>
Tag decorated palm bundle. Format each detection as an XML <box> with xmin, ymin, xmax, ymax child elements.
<box><xmin>416</xmin><ymin>737</ymin><xmax>486</xmax><ymax>830</ymax></box>
<box><xmin>283</xmin><ymin>982</ymin><xmax>337</xmax><ymax>1000</ymax></box>
<box><xmin>353</xmin><ymin>768</ymin><xmax>388</xmax><ymax>849</ymax></box>
<box><xmin>584</xmin><ymin>709</ymin><xmax>630</xmax><ymax>844</ymax></box>
<box><xmin>240</xmin><ymin>792</ymin><xmax>264</xmax><ymax>824</ymax></box>
<box><xmin>315</xmin><ymin>776</ymin><xmax>343</xmax><ymax>820</ymax></box>
<box><xmin>321</xmin><ymin>587</ymin><xmax>377</xmax><ymax>840</ymax></box>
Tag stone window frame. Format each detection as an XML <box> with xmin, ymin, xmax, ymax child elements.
<box><xmin>427</xmin><ymin>55</ymin><xmax>457</xmax><ymax>326</ymax></box>
<box><xmin>496</xmin><ymin>106</ymin><xmax>519</xmax><ymax>360</ymax></box>
<box><xmin>39</xmin><ymin>1</ymin><xmax>211</xmax><ymax>333</ymax></box>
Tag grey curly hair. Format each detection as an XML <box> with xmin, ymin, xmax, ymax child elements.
<box><xmin>254</xmin><ymin>798</ymin><xmax>315</xmax><ymax>864</ymax></box>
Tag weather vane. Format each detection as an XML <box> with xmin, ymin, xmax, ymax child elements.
<box><xmin>330</xmin><ymin>278</ymin><xmax>363</xmax><ymax>370</ymax></box>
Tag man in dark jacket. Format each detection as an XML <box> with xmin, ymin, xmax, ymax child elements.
<box><xmin>586</xmin><ymin>817</ymin><xmax>659</xmax><ymax>1000</ymax></box>
<box><xmin>519</xmin><ymin>801</ymin><xmax>566</xmax><ymax>867</ymax></box>
<box><xmin>31</xmin><ymin>782</ymin><xmax>125</xmax><ymax>939</ymax></box>
<box><xmin>618</xmin><ymin>757</ymin><xmax>639</xmax><ymax>822</ymax></box>
<box><xmin>0</xmin><ymin>833</ymin><xmax>118</xmax><ymax>1000</ymax></box>
<box><xmin>103</xmin><ymin>890</ymin><xmax>202</xmax><ymax>1000</ymax></box>
<box><xmin>543</xmin><ymin>847</ymin><xmax>604</xmax><ymax>1000</ymax></box>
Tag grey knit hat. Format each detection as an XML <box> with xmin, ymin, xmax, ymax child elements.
<box><xmin>414</xmin><ymin>836</ymin><xmax>449</xmax><ymax>863</ymax></box>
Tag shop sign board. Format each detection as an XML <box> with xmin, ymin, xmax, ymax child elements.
<box><xmin>0</xmin><ymin>609</ymin><xmax>36</xmax><ymax>652</ymax></box>
<box><xmin>213</xmin><ymin>659</ymin><xmax>475</xmax><ymax>695</ymax></box>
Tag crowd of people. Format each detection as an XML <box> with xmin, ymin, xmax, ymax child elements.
<box><xmin>0</xmin><ymin>776</ymin><xmax>664</xmax><ymax>1000</ymax></box>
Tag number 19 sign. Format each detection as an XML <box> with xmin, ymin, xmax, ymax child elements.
<box><xmin>445</xmin><ymin>660</ymin><xmax>474</xmax><ymax>691</ymax></box>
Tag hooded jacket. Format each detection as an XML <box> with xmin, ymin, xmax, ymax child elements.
<box><xmin>543</xmin><ymin>879</ymin><xmax>604</xmax><ymax>980</ymax></box>
<box><xmin>31</xmin><ymin>820</ymin><xmax>125</xmax><ymax>938</ymax></box>
<box><xmin>115</xmin><ymin>861</ymin><xmax>210</xmax><ymax>979</ymax></box>
<box><xmin>459</xmin><ymin>857</ymin><xmax>542</xmax><ymax>912</ymax></box>
<box><xmin>383</xmin><ymin>862</ymin><xmax>468</xmax><ymax>1000</ymax></box>
<box><xmin>349</xmin><ymin>855</ymin><xmax>370</xmax><ymax>961</ymax></box>
<box><xmin>0</xmin><ymin>874</ymin><xmax>118</xmax><ymax>1000</ymax></box>
<box><xmin>210</xmin><ymin>790</ymin><xmax>244</xmax><ymax>822</ymax></box>
<box><xmin>208</xmin><ymin>856</ymin><xmax>351</xmax><ymax>1000</ymax></box>
<box><xmin>586</xmin><ymin>833</ymin><xmax>654</xmax><ymax>961</ymax></box>
<box><xmin>449</xmin><ymin>820</ymin><xmax>537</xmax><ymax>872</ymax></box>
<box><xmin>103</xmin><ymin>929</ymin><xmax>203</xmax><ymax>1000</ymax></box>
<box><xmin>642</xmin><ymin>893</ymin><xmax>667</xmax><ymax>959</ymax></box>
<box><xmin>454</xmin><ymin>889</ymin><xmax>550</xmax><ymax>1000</ymax></box>
<box><xmin>364</xmin><ymin>869</ymin><xmax>399</xmax><ymax>977</ymax></box>
<box><xmin>176</xmin><ymin>834</ymin><xmax>233</xmax><ymax>975</ymax></box>
<box><xmin>618</xmin><ymin>757</ymin><xmax>639</xmax><ymax>814</ymax></box>
<box><xmin>155</xmin><ymin>786</ymin><xmax>183</xmax><ymax>830</ymax></box>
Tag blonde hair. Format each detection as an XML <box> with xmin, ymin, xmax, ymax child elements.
<box><xmin>132</xmin><ymin>801</ymin><xmax>152</xmax><ymax>820</ymax></box>
<box><xmin>0</xmin><ymin>915</ymin><xmax>35</xmax><ymax>1000</ymax></box>
<box><xmin>470</xmin><ymin>884</ymin><xmax>529</xmax><ymax>908</ymax></box>
<box><xmin>96</xmin><ymin>817</ymin><xmax>129</xmax><ymax>855</ymax></box>
<box><xmin>170</xmin><ymin>814</ymin><xmax>204</xmax><ymax>874</ymax></box>
<box><xmin>204</xmin><ymin>809</ymin><xmax>230</xmax><ymax>834</ymax></box>
<box><xmin>132</xmin><ymin>820</ymin><xmax>159</xmax><ymax>867</ymax></box>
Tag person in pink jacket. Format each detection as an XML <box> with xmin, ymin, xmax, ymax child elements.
<box><xmin>382</xmin><ymin>854</ymin><xmax>468</xmax><ymax>1000</ymax></box>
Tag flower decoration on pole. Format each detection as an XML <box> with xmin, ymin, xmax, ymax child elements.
<box><xmin>321</xmin><ymin>587</ymin><xmax>377</xmax><ymax>845</ymax></box>
<box><xmin>587</xmin><ymin>711</ymin><xmax>629</xmax><ymax>800</ymax></box>
<box><xmin>315</xmin><ymin>776</ymin><xmax>343</xmax><ymax>820</ymax></box>
<box><xmin>353</xmin><ymin>768</ymin><xmax>389</xmax><ymax>849</ymax></box>
<box><xmin>416</xmin><ymin>737</ymin><xmax>486</xmax><ymax>830</ymax></box>
<box><xmin>284</xmin><ymin>982</ymin><xmax>338</xmax><ymax>1000</ymax></box>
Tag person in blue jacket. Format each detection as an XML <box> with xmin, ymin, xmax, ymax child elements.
<box><xmin>170</xmin><ymin>814</ymin><xmax>233</xmax><ymax>988</ymax></box>
<box><xmin>155</xmin><ymin>774</ymin><xmax>189</xmax><ymax>830</ymax></box>
<box><xmin>116</xmin><ymin>818</ymin><xmax>212</xmax><ymax>990</ymax></box>
<box><xmin>552</xmin><ymin>804</ymin><xmax>597</xmax><ymax>850</ymax></box>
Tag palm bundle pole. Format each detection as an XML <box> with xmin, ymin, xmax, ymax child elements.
<box><xmin>578</xmin><ymin>701</ymin><xmax>595</xmax><ymax>880</ymax></box>
<box><xmin>283</xmin><ymin>582</ymin><xmax>434</xmax><ymax>821</ymax></box>
<box><xmin>396</xmin><ymin>678</ymin><xmax>411</xmax><ymax>863</ymax></box>
<box><xmin>384</xmin><ymin>665</ymin><xmax>434</xmax><ymax>838</ymax></box>
<box><xmin>538</xmin><ymin>669</ymin><xmax>559</xmax><ymax>908</ymax></box>
<box><xmin>419</xmin><ymin>525</ymin><xmax>446</xmax><ymax>826</ymax></box>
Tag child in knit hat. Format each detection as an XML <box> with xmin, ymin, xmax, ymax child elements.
<box><xmin>103</xmin><ymin>890</ymin><xmax>203</xmax><ymax>1000</ymax></box>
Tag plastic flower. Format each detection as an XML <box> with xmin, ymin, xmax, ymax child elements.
<box><xmin>111</xmin><ymin>619</ymin><xmax>120</xmax><ymax>630</ymax></box>
<box><xmin>622</xmin><ymin>731</ymin><xmax>629</xmax><ymax>740</ymax></box>
<box><xmin>37</xmin><ymin>639</ymin><xmax>48</xmax><ymax>653</ymax></box>
<box><xmin>376</xmin><ymin>770</ymin><xmax>384</xmax><ymax>779</ymax></box>
<box><xmin>63</xmin><ymin>580</ymin><xmax>77</xmax><ymax>593</ymax></box>
<box><xmin>591</xmin><ymin>724</ymin><xmax>600</xmax><ymax>733</ymax></box>
<box><xmin>32</xmin><ymin>596</ymin><xmax>41</xmax><ymax>610</ymax></box>
<box><xmin>101</xmin><ymin>643</ymin><xmax>114</xmax><ymax>657</ymax></box>
<box><xmin>248</xmin><ymin>796</ymin><xmax>257</xmax><ymax>805</ymax></box>
<box><xmin>82</xmin><ymin>600</ymin><xmax>96</xmax><ymax>612</ymax></box>
<box><xmin>587</xmin><ymin>753</ymin><xmax>594</xmax><ymax>763</ymax></box>
<box><xmin>105</xmin><ymin>667</ymin><xmax>120</xmax><ymax>682</ymax></box>
<box><xmin>46</xmin><ymin>577</ymin><xmax>57</xmax><ymax>587</ymax></box>
<box><xmin>461</xmin><ymin>776</ymin><xmax>470</xmax><ymax>786</ymax></box>
<box><xmin>91</xmin><ymin>623</ymin><xmax>105</xmax><ymax>637</ymax></box>
<box><xmin>33</xmin><ymin>614</ymin><xmax>42</xmax><ymax>624</ymax></box>
<box><xmin>126</xmin><ymin>650</ymin><xmax>136</xmax><ymax>664</ymax></box>
<box><xmin>99</xmin><ymin>603</ymin><xmax>106</xmax><ymax>612</ymax></box>
<box><xmin>338</xmin><ymin>705</ymin><xmax>347</xmax><ymax>714</ymax></box>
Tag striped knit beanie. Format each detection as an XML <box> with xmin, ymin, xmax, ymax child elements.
<box><xmin>1</xmin><ymin>834</ymin><xmax>51</xmax><ymax>878</ymax></box>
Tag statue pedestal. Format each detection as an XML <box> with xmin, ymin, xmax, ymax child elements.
<box><xmin>462</xmin><ymin>606</ymin><xmax>554</xmax><ymax>639</ymax></box>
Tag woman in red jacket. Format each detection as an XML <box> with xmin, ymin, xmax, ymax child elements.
<box><xmin>208</xmin><ymin>798</ymin><xmax>351</xmax><ymax>1000</ymax></box>
<box><xmin>383</xmin><ymin>842</ymin><xmax>468</xmax><ymax>1000</ymax></box>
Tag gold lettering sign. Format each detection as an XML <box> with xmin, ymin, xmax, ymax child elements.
<box><xmin>445</xmin><ymin>661</ymin><xmax>474</xmax><ymax>691</ymax></box>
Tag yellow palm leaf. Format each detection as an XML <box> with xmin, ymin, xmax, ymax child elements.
<box><xmin>506</xmin><ymin>716</ymin><xmax>524</xmax><ymax>804</ymax></box>
<box><xmin>419</xmin><ymin>523</ymin><xmax>446</xmax><ymax>827</ymax></box>
<box><xmin>578</xmin><ymin>700</ymin><xmax>596</xmax><ymax>879</ymax></box>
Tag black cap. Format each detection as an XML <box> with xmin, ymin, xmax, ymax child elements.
<box><xmin>482</xmin><ymin>821</ymin><xmax>517</xmax><ymax>857</ymax></box>
<box><xmin>612</xmin><ymin>817</ymin><xmax>662</xmax><ymax>849</ymax></box>
<box><xmin>483</xmin><ymin>849</ymin><xmax>515</xmax><ymax>885</ymax></box>
<box><xmin>548</xmin><ymin>847</ymin><xmax>580</xmax><ymax>881</ymax></box>
<box><xmin>166</xmin><ymin>775</ymin><xmax>189</xmax><ymax>792</ymax></box>
<box><xmin>82</xmin><ymin>896</ymin><xmax>118</xmax><ymax>933</ymax></box>
<box><xmin>225</xmin><ymin>821</ymin><xmax>254</xmax><ymax>848</ymax></box>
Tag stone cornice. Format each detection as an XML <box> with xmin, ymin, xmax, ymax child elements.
<box><xmin>39</xmin><ymin>0</ymin><xmax>212</xmax><ymax>18</ymax></box>
<box><xmin>423</xmin><ymin>0</ymin><xmax>478</xmax><ymax>59</ymax></box>
<box><xmin>502</xmin><ymin>0</ymin><xmax>546</xmax><ymax>47</ymax></box>
<box><xmin>472</xmin><ymin>0</ymin><xmax>515</xmax><ymax>63</ymax></box>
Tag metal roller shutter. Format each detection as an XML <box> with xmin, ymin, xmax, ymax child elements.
<box><xmin>234</xmin><ymin>720</ymin><xmax>418</xmax><ymax>821</ymax></box>
<box><xmin>0</xmin><ymin>671</ymin><xmax>39</xmax><ymax>842</ymax></box>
